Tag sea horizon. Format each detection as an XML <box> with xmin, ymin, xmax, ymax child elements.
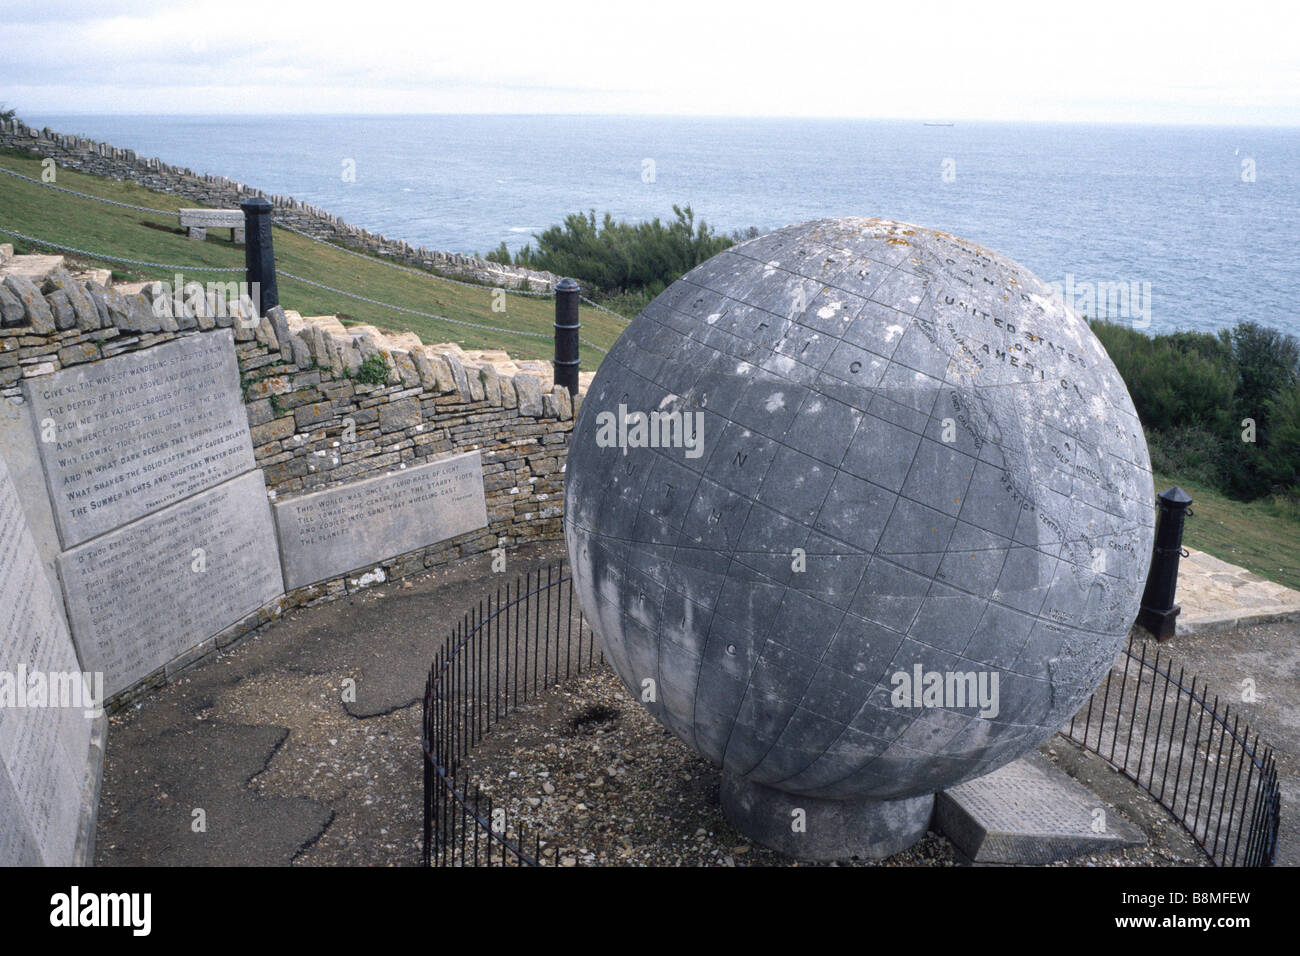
<box><xmin>19</xmin><ymin>112</ymin><xmax>1300</xmax><ymax>338</ymax></box>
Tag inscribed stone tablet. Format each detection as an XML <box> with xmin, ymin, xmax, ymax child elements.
<box><xmin>0</xmin><ymin>453</ymin><xmax>92</xmax><ymax>865</ymax></box>
<box><xmin>57</xmin><ymin>470</ymin><xmax>284</xmax><ymax>697</ymax></box>
<box><xmin>273</xmin><ymin>451</ymin><xmax>488</xmax><ymax>590</ymax></box>
<box><xmin>24</xmin><ymin>330</ymin><xmax>256</xmax><ymax>547</ymax></box>
<box><xmin>0</xmin><ymin>759</ymin><xmax>42</xmax><ymax>866</ymax></box>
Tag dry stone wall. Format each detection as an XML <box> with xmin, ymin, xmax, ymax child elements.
<box><xmin>0</xmin><ymin>124</ymin><xmax>583</xmax><ymax>860</ymax></box>
<box><xmin>1</xmin><ymin>244</ymin><xmax>580</xmax><ymax>713</ymax></box>
<box><xmin>0</xmin><ymin>118</ymin><xmax>559</xmax><ymax>292</ymax></box>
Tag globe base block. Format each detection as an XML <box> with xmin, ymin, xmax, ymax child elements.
<box><xmin>721</xmin><ymin>773</ymin><xmax>934</xmax><ymax>861</ymax></box>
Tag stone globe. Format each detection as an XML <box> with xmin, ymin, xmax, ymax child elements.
<box><xmin>563</xmin><ymin>218</ymin><xmax>1154</xmax><ymax>858</ymax></box>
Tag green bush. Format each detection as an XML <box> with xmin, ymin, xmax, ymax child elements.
<box><xmin>1147</xmin><ymin>425</ymin><xmax>1230</xmax><ymax>489</ymax></box>
<box><xmin>513</xmin><ymin>205</ymin><xmax>733</xmax><ymax>297</ymax></box>
<box><xmin>1090</xmin><ymin>319</ymin><xmax>1236</xmax><ymax>435</ymax></box>
<box><xmin>1091</xmin><ymin>318</ymin><xmax>1300</xmax><ymax>501</ymax></box>
<box><xmin>1227</xmin><ymin>321</ymin><xmax>1300</xmax><ymax>434</ymax></box>
<box><xmin>1258</xmin><ymin>382</ymin><xmax>1300</xmax><ymax>489</ymax></box>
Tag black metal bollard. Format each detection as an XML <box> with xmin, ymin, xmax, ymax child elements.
<box><xmin>553</xmin><ymin>277</ymin><xmax>580</xmax><ymax>396</ymax></box>
<box><xmin>240</xmin><ymin>196</ymin><xmax>279</xmax><ymax>317</ymax></box>
<box><xmin>1137</xmin><ymin>486</ymin><xmax>1194</xmax><ymax>641</ymax></box>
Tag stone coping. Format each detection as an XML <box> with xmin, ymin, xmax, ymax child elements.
<box><xmin>1175</xmin><ymin>548</ymin><xmax>1300</xmax><ymax>635</ymax></box>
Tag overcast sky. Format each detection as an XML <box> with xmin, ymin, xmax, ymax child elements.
<box><xmin>3</xmin><ymin>0</ymin><xmax>1297</xmax><ymax>124</ymax></box>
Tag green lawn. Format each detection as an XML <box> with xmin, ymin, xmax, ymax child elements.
<box><xmin>0</xmin><ymin>149</ymin><xmax>628</xmax><ymax>362</ymax></box>
<box><xmin>1152</xmin><ymin>471</ymin><xmax>1300</xmax><ymax>592</ymax></box>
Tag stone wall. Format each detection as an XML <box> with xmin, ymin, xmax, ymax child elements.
<box><xmin>1</xmin><ymin>244</ymin><xmax>579</xmax><ymax>712</ymax></box>
<box><xmin>0</xmin><ymin>118</ymin><xmax>560</xmax><ymax>292</ymax></box>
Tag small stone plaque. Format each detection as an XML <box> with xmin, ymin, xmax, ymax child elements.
<box><xmin>934</xmin><ymin>750</ymin><xmax>1146</xmax><ymax>863</ymax></box>
<box><xmin>273</xmin><ymin>451</ymin><xmax>488</xmax><ymax>590</ymax></box>
<box><xmin>0</xmin><ymin>453</ymin><xmax>92</xmax><ymax>865</ymax></box>
<box><xmin>57</xmin><ymin>470</ymin><xmax>284</xmax><ymax>697</ymax></box>
<box><xmin>24</xmin><ymin>330</ymin><xmax>256</xmax><ymax>548</ymax></box>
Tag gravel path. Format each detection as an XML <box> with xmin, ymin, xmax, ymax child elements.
<box><xmin>449</xmin><ymin>662</ymin><xmax>1204</xmax><ymax>867</ymax></box>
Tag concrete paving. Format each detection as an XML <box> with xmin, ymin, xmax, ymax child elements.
<box><xmin>94</xmin><ymin>538</ymin><xmax>1298</xmax><ymax>866</ymax></box>
<box><xmin>1173</xmin><ymin>549</ymin><xmax>1300</xmax><ymax>636</ymax></box>
<box><xmin>1132</xmin><ymin>619</ymin><xmax>1300</xmax><ymax>866</ymax></box>
<box><xmin>0</xmin><ymin>250</ymin><xmax>112</xmax><ymax>287</ymax></box>
<box><xmin>95</xmin><ymin>540</ymin><xmax>566</xmax><ymax>866</ymax></box>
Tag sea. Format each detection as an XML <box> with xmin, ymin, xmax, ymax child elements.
<box><xmin>23</xmin><ymin>114</ymin><xmax>1300</xmax><ymax>337</ymax></box>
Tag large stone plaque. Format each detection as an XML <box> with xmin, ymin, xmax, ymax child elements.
<box><xmin>57</xmin><ymin>470</ymin><xmax>285</xmax><ymax>697</ymax></box>
<box><xmin>273</xmin><ymin>451</ymin><xmax>488</xmax><ymax>590</ymax></box>
<box><xmin>24</xmin><ymin>330</ymin><xmax>256</xmax><ymax>547</ymax></box>
<box><xmin>0</xmin><ymin>759</ymin><xmax>42</xmax><ymax>866</ymax></box>
<box><xmin>0</xmin><ymin>453</ymin><xmax>92</xmax><ymax>866</ymax></box>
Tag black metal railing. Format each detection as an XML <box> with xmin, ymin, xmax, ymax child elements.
<box><xmin>421</xmin><ymin>562</ymin><xmax>601</xmax><ymax>866</ymax></box>
<box><xmin>1064</xmin><ymin>634</ymin><xmax>1279</xmax><ymax>866</ymax></box>
<box><xmin>423</xmin><ymin>568</ymin><xmax>1280</xmax><ymax>867</ymax></box>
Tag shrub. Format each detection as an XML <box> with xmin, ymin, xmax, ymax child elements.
<box><xmin>513</xmin><ymin>205</ymin><xmax>732</xmax><ymax>297</ymax></box>
<box><xmin>1258</xmin><ymin>382</ymin><xmax>1300</xmax><ymax>489</ymax></box>
<box><xmin>1147</xmin><ymin>425</ymin><xmax>1230</xmax><ymax>489</ymax></box>
<box><xmin>1090</xmin><ymin>319</ymin><xmax>1235</xmax><ymax>434</ymax></box>
<box><xmin>1226</xmin><ymin>321</ymin><xmax>1300</xmax><ymax>436</ymax></box>
<box><xmin>1091</xmin><ymin>318</ymin><xmax>1300</xmax><ymax>501</ymax></box>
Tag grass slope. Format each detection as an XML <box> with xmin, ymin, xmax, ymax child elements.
<box><xmin>0</xmin><ymin>149</ymin><xmax>628</xmax><ymax>361</ymax></box>
<box><xmin>1151</xmin><ymin>471</ymin><xmax>1300</xmax><ymax>593</ymax></box>
<box><xmin>4</xmin><ymin>148</ymin><xmax>1297</xmax><ymax>592</ymax></box>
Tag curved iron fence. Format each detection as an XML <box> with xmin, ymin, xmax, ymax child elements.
<box><xmin>1063</xmin><ymin>634</ymin><xmax>1279</xmax><ymax>866</ymax></box>
<box><xmin>422</xmin><ymin>567</ymin><xmax>1280</xmax><ymax>867</ymax></box>
<box><xmin>422</xmin><ymin>562</ymin><xmax>600</xmax><ymax>866</ymax></box>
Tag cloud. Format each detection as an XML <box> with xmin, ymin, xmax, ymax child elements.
<box><xmin>1</xmin><ymin>0</ymin><xmax>1297</xmax><ymax>123</ymax></box>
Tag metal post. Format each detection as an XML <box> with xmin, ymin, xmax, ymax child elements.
<box><xmin>553</xmin><ymin>277</ymin><xmax>580</xmax><ymax>396</ymax></box>
<box><xmin>1138</xmin><ymin>486</ymin><xmax>1193</xmax><ymax>641</ymax></box>
<box><xmin>240</xmin><ymin>196</ymin><xmax>279</xmax><ymax>317</ymax></box>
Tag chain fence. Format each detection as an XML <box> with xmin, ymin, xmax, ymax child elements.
<box><xmin>3</xmin><ymin>158</ymin><xmax>632</xmax><ymax>347</ymax></box>
<box><xmin>272</xmin><ymin>219</ymin><xmax>555</xmax><ymax>298</ymax></box>
<box><xmin>279</xmin><ymin>269</ymin><xmax>608</xmax><ymax>354</ymax></box>
<box><xmin>0</xmin><ymin>164</ymin><xmax>175</xmax><ymax>215</ymax></box>
<box><xmin>0</xmin><ymin>226</ymin><xmax>245</xmax><ymax>272</ymax></box>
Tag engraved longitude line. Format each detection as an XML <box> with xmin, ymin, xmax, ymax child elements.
<box><xmin>627</xmin><ymin>316</ymin><xmax>718</xmax><ymax>716</ymax></box>
<box><xmin>598</xmin><ymin>337</ymin><xmax>713</xmax><ymax>752</ymax></box>
<box><xmin>741</xmin><ymin>369</ymin><xmax>936</xmax><ymax>781</ymax></box>
<box><xmin>714</xmin><ymin>513</ymin><xmax>818</xmax><ymax>769</ymax></box>
<box><xmin>1005</xmin><ymin>371</ymin><xmax>1071</xmax><ymax>647</ymax></box>
<box><xmin>678</xmin><ymin>323</ymin><xmax>795</xmax><ymax>758</ymax></box>
<box><xmin>569</xmin><ymin>517</ymin><xmax>1123</xmax><ymax>649</ymax></box>
<box><xmin>767</xmin><ymin>369</ymin><xmax>983</xmax><ymax>787</ymax></box>
<box><xmin>785</xmin><ymin>275</ymin><xmax>1051</xmax><ymax>792</ymax></box>
<box><xmin>932</xmin><ymin>301</ymin><xmax>1048</xmax><ymax>675</ymax></box>
<box><xmin>716</xmin><ymin>386</ymin><xmax>862</xmax><ymax>771</ymax></box>
<box><xmin>684</xmin><ymin>268</ymin><xmax>848</xmax><ymax>762</ymax></box>
<box><xmin>714</xmin><ymin>246</ymin><xmax>930</xmax><ymax>775</ymax></box>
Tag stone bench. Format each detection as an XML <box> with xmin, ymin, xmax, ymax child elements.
<box><xmin>179</xmin><ymin>208</ymin><xmax>244</xmax><ymax>243</ymax></box>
